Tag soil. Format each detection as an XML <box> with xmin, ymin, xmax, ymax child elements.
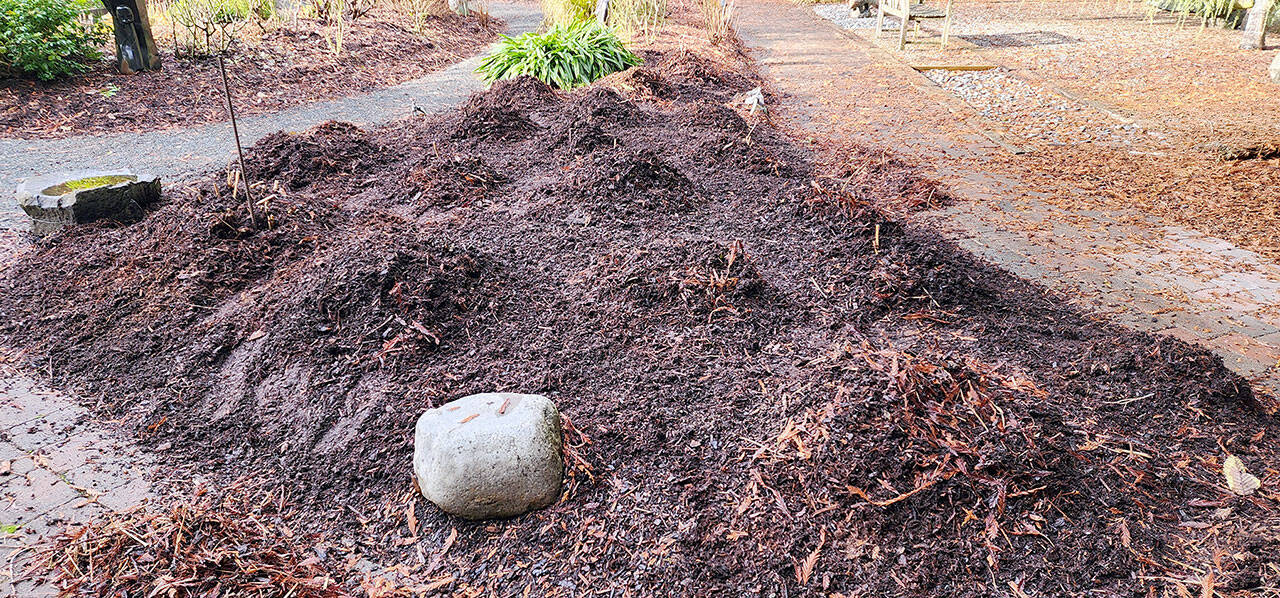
<box><xmin>3</xmin><ymin>10</ymin><xmax>1279</xmax><ymax>598</ymax></box>
<box><xmin>0</xmin><ymin>8</ymin><xmax>501</xmax><ymax>140</ymax></box>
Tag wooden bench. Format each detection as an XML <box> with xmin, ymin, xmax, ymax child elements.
<box><xmin>874</xmin><ymin>0</ymin><xmax>954</xmax><ymax>51</ymax></box>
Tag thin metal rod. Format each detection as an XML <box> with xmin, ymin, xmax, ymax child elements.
<box><xmin>217</xmin><ymin>55</ymin><xmax>257</xmax><ymax>228</ymax></box>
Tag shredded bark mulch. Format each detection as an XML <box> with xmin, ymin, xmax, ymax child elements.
<box><xmin>37</xmin><ymin>478</ymin><xmax>344</xmax><ymax>598</ymax></box>
<box><xmin>0</xmin><ymin>9</ymin><xmax>501</xmax><ymax>140</ymax></box>
<box><xmin>3</xmin><ymin>19</ymin><xmax>1279</xmax><ymax>597</ymax></box>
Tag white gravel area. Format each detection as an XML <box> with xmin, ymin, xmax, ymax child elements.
<box><xmin>813</xmin><ymin>3</ymin><xmax>899</xmax><ymax>29</ymax></box>
<box><xmin>924</xmin><ymin>67</ymin><xmax>1148</xmax><ymax>147</ymax></box>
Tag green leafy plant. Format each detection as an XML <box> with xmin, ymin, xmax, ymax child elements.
<box><xmin>476</xmin><ymin>20</ymin><xmax>641</xmax><ymax>90</ymax></box>
<box><xmin>1151</xmin><ymin>0</ymin><xmax>1251</xmax><ymax>26</ymax></box>
<box><xmin>0</xmin><ymin>0</ymin><xmax>107</xmax><ymax>80</ymax></box>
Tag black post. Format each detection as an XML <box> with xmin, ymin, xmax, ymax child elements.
<box><xmin>102</xmin><ymin>0</ymin><xmax>162</xmax><ymax>74</ymax></box>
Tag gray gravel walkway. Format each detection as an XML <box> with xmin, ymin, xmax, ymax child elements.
<box><xmin>0</xmin><ymin>2</ymin><xmax>540</xmax><ymax>231</ymax></box>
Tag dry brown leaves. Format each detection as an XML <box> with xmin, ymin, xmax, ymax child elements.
<box><xmin>995</xmin><ymin>144</ymin><xmax>1280</xmax><ymax>261</ymax></box>
<box><xmin>35</xmin><ymin>477</ymin><xmax>345</xmax><ymax>598</ymax></box>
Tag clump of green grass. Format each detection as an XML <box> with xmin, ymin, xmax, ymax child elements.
<box><xmin>607</xmin><ymin>0</ymin><xmax>667</xmax><ymax>37</ymax></box>
<box><xmin>539</xmin><ymin>0</ymin><xmax>595</xmax><ymax>26</ymax></box>
<box><xmin>476</xmin><ymin>21</ymin><xmax>642</xmax><ymax>90</ymax></box>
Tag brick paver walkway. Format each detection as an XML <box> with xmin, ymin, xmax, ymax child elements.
<box><xmin>0</xmin><ymin>365</ymin><xmax>155</xmax><ymax>596</ymax></box>
<box><xmin>736</xmin><ymin>0</ymin><xmax>1280</xmax><ymax>401</ymax></box>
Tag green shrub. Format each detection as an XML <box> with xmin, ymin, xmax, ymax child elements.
<box><xmin>1152</xmin><ymin>0</ymin><xmax>1252</xmax><ymax>26</ymax></box>
<box><xmin>0</xmin><ymin>0</ymin><xmax>107</xmax><ymax>80</ymax></box>
<box><xmin>167</xmin><ymin>0</ymin><xmax>271</xmax><ymax>56</ymax></box>
<box><xmin>476</xmin><ymin>21</ymin><xmax>641</xmax><ymax>90</ymax></box>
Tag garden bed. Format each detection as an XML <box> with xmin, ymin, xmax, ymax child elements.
<box><xmin>0</xmin><ymin>7</ymin><xmax>500</xmax><ymax>139</ymax></box>
<box><xmin>3</xmin><ymin>6</ymin><xmax>1279</xmax><ymax>597</ymax></box>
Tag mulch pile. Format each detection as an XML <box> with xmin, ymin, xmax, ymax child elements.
<box><xmin>3</xmin><ymin>23</ymin><xmax>1279</xmax><ymax>597</ymax></box>
<box><xmin>0</xmin><ymin>9</ymin><xmax>500</xmax><ymax>139</ymax></box>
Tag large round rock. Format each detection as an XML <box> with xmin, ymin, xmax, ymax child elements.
<box><xmin>413</xmin><ymin>393</ymin><xmax>563</xmax><ymax>519</ymax></box>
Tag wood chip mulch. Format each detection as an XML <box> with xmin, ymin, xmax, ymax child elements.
<box><xmin>0</xmin><ymin>9</ymin><xmax>502</xmax><ymax>140</ymax></box>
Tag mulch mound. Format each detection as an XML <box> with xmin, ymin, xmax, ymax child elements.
<box><xmin>3</xmin><ymin>38</ymin><xmax>1278</xmax><ymax>598</ymax></box>
<box><xmin>0</xmin><ymin>10</ymin><xmax>500</xmax><ymax>140</ymax></box>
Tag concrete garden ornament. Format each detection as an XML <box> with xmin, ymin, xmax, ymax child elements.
<box><xmin>16</xmin><ymin>171</ymin><xmax>161</xmax><ymax>235</ymax></box>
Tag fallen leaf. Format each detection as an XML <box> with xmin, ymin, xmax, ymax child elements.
<box><xmin>1201</xmin><ymin>570</ymin><xmax>1215</xmax><ymax>598</ymax></box>
<box><xmin>1224</xmin><ymin>455</ymin><xmax>1261</xmax><ymax>496</ymax></box>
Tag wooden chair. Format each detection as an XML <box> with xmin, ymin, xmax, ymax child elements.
<box><xmin>875</xmin><ymin>0</ymin><xmax>955</xmax><ymax>51</ymax></box>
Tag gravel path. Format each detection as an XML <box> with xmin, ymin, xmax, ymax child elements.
<box><xmin>0</xmin><ymin>2</ymin><xmax>540</xmax><ymax>232</ymax></box>
<box><xmin>812</xmin><ymin>3</ymin><xmax>896</xmax><ymax>29</ymax></box>
<box><xmin>921</xmin><ymin>67</ymin><xmax>1146</xmax><ymax>147</ymax></box>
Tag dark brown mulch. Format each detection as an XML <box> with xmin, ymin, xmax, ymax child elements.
<box><xmin>0</xmin><ymin>10</ymin><xmax>501</xmax><ymax>140</ymax></box>
<box><xmin>2</xmin><ymin>23</ymin><xmax>1278</xmax><ymax>598</ymax></box>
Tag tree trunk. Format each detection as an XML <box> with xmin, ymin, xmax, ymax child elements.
<box><xmin>1240</xmin><ymin>0</ymin><xmax>1273</xmax><ymax>49</ymax></box>
<box><xmin>594</xmin><ymin>0</ymin><xmax>610</xmax><ymax>25</ymax></box>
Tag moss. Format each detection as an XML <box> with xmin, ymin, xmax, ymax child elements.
<box><xmin>42</xmin><ymin>174</ymin><xmax>136</xmax><ymax>196</ymax></box>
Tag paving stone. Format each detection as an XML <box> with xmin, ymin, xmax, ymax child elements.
<box><xmin>35</xmin><ymin>430</ymin><xmax>111</xmax><ymax>474</ymax></box>
<box><xmin>0</xmin><ymin>371</ymin><xmax>160</xmax><ymax>576</ymax></box>
<box><xmin>0</xmin><ymin>380</ymin><xmax>75</xmax><ymax>433</ymax></box>
<box><xmin>1167</xmin><ymin>236</ymin><xmax>1235</xmax><ymax>254</ymax></box>
<box><xmin>0</xmin><ymin>443</ymin><xmax>35</xmax><ymax>478</ymax></box>
<box><xmin>96</xmin><ymin>475</ymin><xmax>153</xmax><ymax>512</ymax></box>
<box><xmin>1149</xmin><ymin>311</ymin><xmax>1237</xmax><ymax>341</ymax></box>
<box><xmin>65</xmin><ymin>461</ymin><xmax>134</xmax><ymax>496</ymax></box>
<box><xmin>5</xmin><ymin>412</ymin><xmax>82</xmax><ymax>453</ymax></box>
<box><xmin>1191</xmin><ymin>286</ymin><xmax>1270</xmax><ymax>313</ymax></box>
<box><xmin>0</xmin><ymin>577</ymin><xmax>57</xmax><ymax>597</ymax></box>
<box><xmin>1257</xmin><ymin>331</ymin><xmax>1280</xmax><ymax>347</ymax></box>
<box><xmin>1220</xmin><ymin>314</ymin><xmax>1280</xmax><ymax>340</ymax></box>
<box><xmin>1206</xmin><ymin>334</ymin><xmax>1280</xmax><ymax>378</ymax></box>
<box><xmin>44</xmin><ymin>497</ymin><xmax>110</xmax><ymax>528</ymax></box>
<box><xmin>1156</xmin><ymin>327</ymin><xmax>1207</xmax><ymax>345</ymax></box>
<box><xmin>0</xmin><ymin>469</ymin><xmax>81</xmax><ymax>526</ymax></box>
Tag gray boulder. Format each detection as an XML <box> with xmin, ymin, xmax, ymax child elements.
<box><xmin>413</xmin><ymin>393</ymin><xmax>563</xmax><ymax>519</ymax></box>
<box><xmin>16</xmin><ymin>170</ymin><xmax>160</xmax><ymax>235</ymax></box>
<box><xmin>1271</xmin><ymin>53</ymin><xmax>1280</xmax><ymax>84</ymax></box>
